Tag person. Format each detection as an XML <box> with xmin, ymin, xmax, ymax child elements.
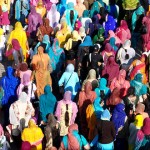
<box><xmin>109</xmin><ymin>37</ymin><xmax>118</xmax><ymax>52</ymax></box>
<box><xmin>55</xmin><ymin>91</ymin><xmax>78</xmax><ymax>136</ymax></box>
<box><xmin>110</xmin><ymin>69</ymin><xmax>130</xmax><ymax>97</ymax></box>
<box><xmin>27</xmin><ymin>6</ymin><xmax>43</xmax><ymax>38</ymax></box>
<box><xmin>45</xmin><ymin>114</ymin><xmax>61</xmax><ymax>149</ymax></box>
<box><xmin>39</xmin><ymin>85</ymin><xmax>57</xmax><ymax>124</ymax></box>
<box><xmin>0</xmin><ymin>28</ymin><xmax>6</xmax><ymax>62</ymax></box>
<box><xmin>31</xmin><ymin>45</ymin><xmax>52</xmax><ymax>97</ymax></box>
<box><xmin>22</xmin><ymin>118</ymin><xmax>44</xmax><ymax>150</ymax></box>
<box><xmin>60</xmin><ymin>124</ymin><xmax>90</xmax><ymax>150</ymax></box>
<box><xmin>35</xmin><ymin>1</ymin><xmax>46</xmax><ymax>18</ymax></box>
<box><xmin>102</xmin><ymin>55</ymin><xmax>119</xmax><ymax>86</ymax></box>
<box><xmin>5</xmin><ymin>39</ymin><xmax>24</xmax><ymax>66</ymax></box>
<box><xmin>117</xmin><ymin>40</ymin><xmax>135</xmax><ymax>70</ymax></box>
<box><xmin>90</xmin><ymin>109</ymin><xmax>116</xmax><ymax>150</ymax></box>
<box><xmin>47</xmin><ymin>4</ymin><xmax>60</xmax><ymax>28</ymax></box>
<box><xmin>135</xmin><ymin>117</ymin><xmax>150</xmax><ymax>150</ymax></box>
<box><xmin>74</xmin><ymin>20</ymin><xmax>82</xmax><ymax>32</ymax></box>
<box><xmin>78</xmin><ymin>82</ymin><xmax>96</xmax><ymax>137</ymax></box>
<box><xmin>7</xmin><ymin>22</ymin><xmax>29</xmax><ymax>61</ymax></box>
<box><xmin>58</xmin><ymin>64</ymin><xmax>80</xmax><ymax>100</ymax></box>
<box><xmin>57</xmin><ymin>0</ymin><xmax>67</xmax><ymax>17</ymax></box>
<box><xmin>128</xmin><ymin>114</ymin><xmax>144</xmax><ymax>150</ymax></box>
<box><xmin>93</xmin><ymin>27</ymin><xmax>105</xmax><ymax>44</ymax></box>
<box><xmin>130</xmin><ymin>73</ymin><xmax>148</xmax><ymax>98</ymax></box>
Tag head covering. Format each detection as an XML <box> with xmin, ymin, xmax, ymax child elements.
<box><xmin>101</xmin><ymin>109</ymin><xmax>111</xmax><ymax>120</ymax></box>
<box><xmin>11</xmin><ymin>39</ymin><xmax>21</xmax><ymax>51</ymax></box>
<box><xmin>63</xmin><ymin>91</ymin><xmax>72</xmax><ymax>103</ymax></box>
<box><xmin>134</xmin><ymin>114</ymin><xmax>143</xmax><ymax>128</ymax></box>
<box><xmin>80</xmin><ymin>36</ymin><xmax>93</xmax><ymax>46</ymax></box>
<box><xmin>42</xmin><ymin>34</ymin><xmax>51</xmax><ymax>52</ymax></box>
<box><xmin>66</xmin><ymin>64</ymin><xmax>74</xmax><ymax>73</ymax></box>
<box><xmin>117</xmin><ymin>69</ymin><xmax>126</xmax><ymax>84</ymax></box>
<box><xmin>15</xmin><ymin>22</ymin><xmax>23</xmax><ymax>30</ymax></box>
<box><xmin>67</xmin><ymin>2</ymin><xmax>74</xmax><ymax>9</ymax></box>
<box><xmin>104</xmin><ymin>43</ymin><xmax>114</xmax><ymax>53</ymax></box>
<box><xmin>122</xmin><ymin>39</ymin><xmax>131</xmax><ymax>49</ymax></box>
<box><xmin>112</xmin><ymin>103</ymin><xmax>126</xmax><ymax>133</ymax></box>
<box><xmin>82</xmin><ymin>10</ymin><xmax>89</xmax><ymax>18</ymax></box>
<box><xmin>75</xmin><ymin>20</ymin><xmax>82</xmax><ymax>31</ymax></box>
<box><xmin>22</xmin><ymin>73</ymin><xmax>30</xmax><ymax>86</ymax></box>
<box><xmin>109</xmin><ymin>37</ymin><xmax>118</xmax><ymax>51</ymax></box>
<box><xmin>28</xmin><ymin>118</ymin><xmax>37</xmax><ymax>128</ymax></box>
<box><xmin>142</xmin><ymin>118</ymin><xmax>150</xmax><ymax>135</ymax></box>
<box><xmin>21</xmin><ymin>141</ymin><xmax>31</xmax><ymax>150</ymax></box>
<box><xmin>18</xmin><ymin>92</ymin><xmax>28</xmax><ymax>103</ymax></box>
<box><xmin>120</xmin><ymin>20</ymin><xmax>128</xmax><ymax>30</ymax></box>
<box><xmin>86</xmin><ymin>69</ymin><xmax>96</xmax><ymax>80</ymax></box>
<box><xmin>132</xmin><ymin>6</ymin><xmax>145</xmax><ymax>30</ymax></box>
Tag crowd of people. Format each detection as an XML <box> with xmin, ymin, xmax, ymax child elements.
<box><xmin>0</xmin><ymin>0</ymin><xmax>150</xmax><ymax>149</ymax></box>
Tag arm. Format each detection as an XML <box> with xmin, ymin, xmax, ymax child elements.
<box><xmin>71</xmin><ymin>102</ymin><xmax>78</xmax><ymax>124</ymax></box>
<box><xmin>58</xmin><ymin>73</ymin><xmax>65</xmax><ymax>86</ymax></box>
<box><xmin>55</xmin><ymin>101</ymin><xmax>61</xmax><ymax>122</ymax></box>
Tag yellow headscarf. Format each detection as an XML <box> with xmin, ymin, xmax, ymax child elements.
<box><xmin>15</xmin><ymin>22</ymin><xmax>23</xmax><ymax>30</ymax></box>
<box><xmin>28</xmin><ymin>119</ymin><xmax>37</xmax><ymax>128</ymax></box>
<box><xmin>134</xmin><ymin>114</ymin><xmax>143</xmax><ymax>128</ymax></box>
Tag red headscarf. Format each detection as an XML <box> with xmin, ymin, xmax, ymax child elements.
<box><xmin>142</xmin><ymin>118</ymin><xmax>150</xmax><ymax>135</ymax></box>
<box><xmin>120</xmin><ymin>20</ymin><xmax>128</xmax><ymax>30</ymax></box>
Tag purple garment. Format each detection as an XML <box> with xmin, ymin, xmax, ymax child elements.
<box><xmin>43</xmin><ymin>0</ymin><xmax>52</xmax><ymax>10</ymax></box>
<box><xmin>111</xmin><ymin>103</ymin><xmax>126</xmax><ymax>134</ymax></box>
<box><xmin>27</xmin><ymin>6</ymin><xmax>43</xmax><ymax>34</ymax></box>
<box><xmin>55</xmin><ymin>91</ymin><xmax>78</xmax><ymax>124</ymax></box>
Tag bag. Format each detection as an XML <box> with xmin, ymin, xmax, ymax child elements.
<box><xmin>140</xmin><ymin>24</ymin><xmax>147</xmax><ymax>34</ymax></box>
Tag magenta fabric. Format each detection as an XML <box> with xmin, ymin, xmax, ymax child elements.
<box><xmin>12</xmin><ymin>39</ymin><xmax>21</xmax><ymax>51</ymax></box>
<box><xmin>0</xmin><ymin>11</ymin><xmax>10</xmax><ymax>25</ymax></box>
<box><xmin>142</xmin><ymin>118</ymin><xmax>150</xmax><ymax>135</ymax></box>
<box><xmin>21</xmin><ymin>141</ymin><xmax>31</xmax><ymax>150</ymax></box>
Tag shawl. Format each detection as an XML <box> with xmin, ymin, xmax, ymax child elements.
<box><xmin>79</xmin><ymin>36</ymin><xmax>93</xmax><ymax>47</ymax></box>
<box><xmin>142</xmin><ymin>118</ymin><xmax>150</xmax><ymax>135</ymax></box>
<box><xmin>39</xmin><ymin>85</ymin><xmax>57</xmax><ymax>122</ymax></box>
<box><xmin>104</xmin><ymin>15</ymin><xmax>116</xmax><ymax>38</ymax></box>
<box><xmin>48</xmin><ymin>38</ymin><xmax>65</xmax><ymax>72</ymax></box>
<box><xmin>93</xmin><ymin>27</ymin><xmax>105</xmax><ymax>44</ymax></box>
<box><xmin>112</xmin><ymin>103</ymin><xmax>126</xmax><ymax>134</ymax></box>
<box><xmin>57</xmin><ymin>0</ymin><xmax>67</xmax><ymax>17</ymax></box>
<box><xmin>90</xmin><ymin>1</ymin><xmax>102</xmax><ymax>18</ymax></box>
<box><xmin>0</xmin><ymin>66</ymin><xmax>19</xmax><ymax>105</ymax></box>
<box><xmin>132</xmin><ymin>6</ymin><xmax>145</xmax><ymax>31</ymax></box>
<box><xmin>47</xmin><ymin>4</ymin><xmax>60</xmax><ymax>28</ymax></box>
<box><xmin>109</xmin><ymin>37</ymin><xmax>118</xmax><ymax>51</ymax></box>
<box><xmin>75</xmin><ymin>20</ymin><xmax>82</xmax><ymax>32</ymax></box>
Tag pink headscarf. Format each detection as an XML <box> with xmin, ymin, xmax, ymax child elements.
<box><xmin>68</xmin><ymin>124</ymin><xmax>80</xmax><ymax>150</ymax></box>
<box><xmin>75</xmin><ymin>20</ymin><xmax>82</xmax><ymax>32</ymax></box>
<box><xmin>120</xmin><ymin>20</ymin><xmax>128</xmax><ymax>30</ymax></box>
<box><xmin>118</xmin><ymin>69</ymin><xmax>126</xmax><ymax>84</ymax></box>
<box><xmin>22</xmin><ymin>73</ymin><xmax>31</xmax><ymax>86</ymax></box>
<box><xmin>142</xmin><ymin>118</ymin><xmax>150</xmax><ymax>135</ymax></box>
<box><xmin>21</xmin><ymin>141</ymin><xmax>31</xmax><ymax>150</ymax></box>
<box><xmin>0</xmin><ymin>124</ymin><xmax>4</xmax><ymax>137</ymax></box>
<box><xmin>104</xmin><ymin>43</ymin><xmax>115</xmax><ymax>53</ymax></box>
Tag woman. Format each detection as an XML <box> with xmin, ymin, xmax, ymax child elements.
<box><xmin>7</xmin><ymin>22</ymin><xmax>29</xmax><ymax>61</ymax></box>
<box><xmin>56</xmin><ymin>21</ymin><xmax>71</xmax><ymax>48</ymax></box>
<box><xmin>101</xmin><ymin>43</ymin><xmax>115</xmax><ymax>66</ymax></box>
<box><xmin>17</xmin><ymin>73</ymin><xmax>37</xmax><ymax>101</ymax></box>
<box><xmin>74</xmin><ymin>0</ymin><xmax>86</xmax><ymax>18</ymax></box>
<box><xmin>129</xmin><ymin>55</ymin><xmax>147</xmax><ymax>84</ymax></box>
<box><xmin>5</xmin><ymin>39</ymin><xmax>24</xmax><ymax>66</ymax></box>
<box><xmin>102</xmin><ymin>55</ymin><xmax>119</xmax><ymax>85</ymax></box>
<box><xmin>109</xmin><ymin>37</ymin><xmax>118</xmax><ymax>52</ymax></box>
<box><xmin>63</xmin><ymin>2</ymin><xmax>78</xmax><ymax>31</ymax></box>
<box><xmin>93</xmin><ymin>27</ymin><xmax>105</xmax><ymax>44</ymax></box>
<box><xmin>47</xmin><ymin>4</ymin><xmax>60</xmax><ymax>28</ymax></box>
<box><xmin>78</xmin><ymin>81</ymin><xmax>96</xmax><ymax>137</ymax></box>
<box><xmin>35</xmin><ymin>1</ymin><xmax>46</xmax><ymax>18</ymax></box>
<box><xmin>22</xmin><ymin>118</ymin><xmax>44</xmax><ymax>150</ymax></box>
<box><xmin>60</xmin><ymin>124</ymin><xmax>90</xmax><ymax>150</ymax></box>
<box><xmin>39</xmin><ymin>85</ymin><xmax>57</xmax><ymax>123</ymax></box>
<box><xmin>58</xmin><ymin>64</ymin><xmax>80</xmax><ymax>100</ymax></box>
<box><xmin>117</xmin><ymin>39</ymin><xmax>135</xmax><ymax>70</ymax></box>
<box><xmin>110</xmin><ymin>69</ymin><xmax>130</xmax><ymax>97</ymax></box>
<box><xmin>90</xmin><ymin>109</ymin><xmax>116</xmax><ymax>150</ymax></box>
<box><xmin>27</xmin><ymin>6</ymin><xmax>42</xmax><ymax>38</ymax></box>
<box><xmin>135</xmin><ymin>118</ymin><xmax>150</xmax><ymax>150</ymax></box>
<box><xmin>31</xmin><ymin>45</ymin><xmax>52</xmax><ymax>97</ymax></box>
<box><xmin>128</xmin><ymin>114</ymin><xmax>144</xmax><ymax>150</ymax></box>
<box><xmin>74</xmin><ymin>20</ymin><xmax>82</xmax><ymax>32</ymax></box>
<box><xmin>64</xmin><ymin>30</ymin><xmax>81</xmax><ymax>66</ymax></box>
<box><xmin>130</xmin><ymin>73</ymin><xmax>147</xmax><ymax>97</ymax></box>
<box><xmin>45</xmin><ymin>114</ymin><xmax>61</xmax><ymax>149</ymax></box>
<box><xmin>9</xmin><ymin>92</ymin><xmax>34</xmax><ymax>130</ymax></box>
<box><xmin>123</xmin><ymin>87</ymin><xmax>139</xmax><ymax>112</ymax></box>
<box><xmin>55</xmin><ymin>91</ymin><xmax>78</xmax><ymax>136</ymax></box>
<box><xmin>115</xmin><ymin>20</ymin><xmax>131</xmax><ymax>44</ymax></box>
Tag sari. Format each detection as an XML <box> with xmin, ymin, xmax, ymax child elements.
<box><xmin>8</xmin><ymin>22</ymin><xmax>28</xmax><ymax>61</ymax></box>
<box><xmin>93</xmin><ymin>27</ymin><xmax>105</xmax><ymax>44</ymax></box>
<box><xmin>57</xmin><ymin>0</ymin><xmax>67</xmax><ymax>17</ymax></box>
<box><xmin>31</xmin><ymin>46</ymin><xmax>52</xmax><ymax>97</ymax></box>
<box><xmin>22</xmin><ymin>119</ymin><xmax>44</xmax><ymax>150</ymax></box>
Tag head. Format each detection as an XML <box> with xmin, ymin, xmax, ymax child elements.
<box><xmin>87</xmin><ymin>69</ymin><xmax>96</xmax><ymax>79</ymax></box>
<box><xmin>98</xmin><ymin>27</ymin><xmax>105</xmax><ymax>37</ymax></box>
<box><xmin>127</xmin><ymin>86</ymin><xmax>135</xmax><ymax>96</ymax></box>
<box><xmin>92</xmin><ymin>15</ymin><xmax>99</xmax><ymax>24</ymax></box>
<box><xmin>120</xmin><ymin>20</ymin><xmax>128</xmax><ymax>30</ymax></box>
<box><xmin>18</xmin><ymin>92</ymin><xmax>28</xmax><ymax>103</ymax></box>
<box><xmin>22</xmin><ymin>73</ymin><xmax>30</xmax><ymax>86</ymax></box>
<box><xmin>108</xmin><ymin>30</ymin><xmax>115</xmax><ymax>37</ymax></box>
<box><xmin>75</xmin><ymin>21</ymin><xmax>82</xmax><ymax>31</ymax></box>
<box><xmin>20</xmin><ymin>62</ymin><xmax>28</xmax><ymax>72</ymax></box>
<box><xmin>82</xmin><ymin>10</ymin><xmax>89</xmax><ymax>18</ymax></box>
<box><xmin>63</xmin><ymin>91</ymin><xmax>72</xmax><ymax>102</ymax></box>
<box><xmin>134</xmin><ymin>73</ymin><xmax>143</xmax><ymax>83</ymax></box>
<box><xmin>107</xmin><ymin>56</ymin><xmax>115</xmax><ymax>65</ymax></box>
<box><xmin>15</xmin><ymin>22</ymin><xmax>23</xmax><ymax>30</ymax></box>
<box><xmin>37</xmin><ymin>1</ymin><xmax>44</xmax><ymax>7</ymax></box>
<box><xmin>105</xmin><ymin>43</ymin><xmax>113</xmax><ymax>52</ymax></box>
<box><xmin>21</xmin><ymin>141</ymin><xmax>31</xmax><ymax>150</ymax></box>
<box><xmin>66</xmin><ymin>64</ymin><xmax>74</xmax><ymax>73</ymax></box>
<box><xmin>44</xmin><ymin>85</ymin><xmax>51</xmax><ymax>94</ymax></box>
<box><xmin>99</xmin><ymin>78</ymin><xmax>107</xmax><ymax>87</ymax></box>
<box><xmin>79</xmin><ymin>27</ymin><xmax>86</xmax><ymax>37</ymax></box>
<box><xmin>118</xmin><ymin>69</ymin><xmax>126</xmax><ymax>81</ymax></box>
<box><xmin>123</xmin><ymin>40</ymin><xmax>131</xmax><ymax>49</ymax></box>
<box><xmin>37</xmin><ymin>46</ymin><xmax>44</xmax><ymax>55</ymax></box>
<box><xmin>134</xmin><ymin>114</ymin><xmax>143</xmax><ymax>128</ymax></box>
<box><xmin>28</xmin><ymin>118</ymin><xmax>37</xmax><ymax>128</ymax></box>
<box><xmin>6</xmin><ymin>66</ymin><xmax>14</xmax><ymax>78</ymax></box>
<box><xmin>136</xmin><ymin>103</ymin><xmax>145</xmax><ymax>114</ymax></box>
<box><xmin>142</xmin><ymin>118</ymin><xmax>150</xmax><ymax>135</ymax></box>
<box><xmin>101</xmin><ymin>109</ymin><xmax>111</xmax><ymax>121</ymax></box>
<box><xmin>67</xmin><ymin>2</ymin><xmax>74</xmax><ymax>9</ymax></box>
<box><xmin>43</xmin><ymin>18</ymin><xmax>50</xmax><ymax>26</ymax></box>
<box><xmin>135</xmin><ymin>6</ymin><xmax>145</xmax><ymax>15</ymax></box>
<box><xmin>93</xmin><ymin>44</ymin><xmax>101</xmax><ymax>52</ymax></box>
<box><xmin>109</xmin><ymin>37</ymin><xmax>116</xmax><ymax>45</ymax></box>
<box><xmin>42</xmin><ymin>35</ymin><xmax>50</xmax><ymax>43</ymax></box>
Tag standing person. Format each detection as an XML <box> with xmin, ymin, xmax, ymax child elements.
<box><xmin>31</xmin><ymin>45</ymin><xmax>52</xmax><ymax>97</ymax></box>
<box><xmin>0</xmin><ymin>28</ymin><xmax>6</xmax><ymax>62</ymax></box>
<box><xmin>22</xmin><ymin>118</ymin><xmax>44</xmax><ymax>150</ymax></box>
<box><xmin>55</xmin><ymin>91</ymin><xmax>78</xmax><ymax>136</ymax></box>
<box><xmin>7</xmin><ymin>22</ymin><xmax>29</xmax><ymax>61</ymax></box>
<box><xmin>39</xmin><ymin>85</ymin><xmax>57</xmax><ymax>124</ymax></box>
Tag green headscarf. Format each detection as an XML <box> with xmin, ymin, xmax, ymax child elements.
<box><xmin>93</xmin><ymin>27</ymin><xmax>105</xmax><ymax>44</ymax></box>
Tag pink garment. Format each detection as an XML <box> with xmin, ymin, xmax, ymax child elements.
<box><xmin>55</xmin><ymin>91</ymin><xmax>78</xmax><ymax>124</ymax></box>
<box><xmin>75</xmin><ymin>20</ymin><xmax>82</xmax><ymax>32</ymax></box>
<box><xmin>0</xmin><ymin>124</ymin><xmax>4</xmax><ymax>137</ymax></box>
<box><xmin>102</xmin><ymin>55</ymin><xmax>120</xmax><ymax>85</ymax></box>
<box><xmin>30</xmin><ymin>0</ymin><xmax>38</xmax><ymax>6</ymax></box>
<box><xmin>19</xmin><ymin>70</ymin><xmax>32</xmax><ymax>84</ymax></box>
<box><xmin>0</xmin><ymin>11</ymin><xmax>10</xmax><ymax>25</ymax></box>
<box><xmin>110</xmin><ymin>69</ymin><xmax>130</xmax><ymax>97</ymax></box>
<box><xmin>105</xmin><ymin>30</ymin><xmax>122</xmax><ymax>45</ymax></box>
<box><xmin>115</xmin><ymin>20</ymin><xmax>131</xmax><ymax>44</ymax></box>
<box><xmin>50</xmin><ymin>0</ymin><xmax>58</xmax><ymax>4</ymax></box>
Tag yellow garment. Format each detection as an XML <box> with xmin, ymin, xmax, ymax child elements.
<box><xmin>56</xmin><ymin>22</ymin><xmax>71</xmax><ymax>48</ymax></box>
<box><xmin>22</xmin><ymin>119</ymin><xmax>44</xmax><ymax>150</ymax></box>
<box><xmin>36</xmin><ymin>6</ymin><xmax>46</xmax><ymax>18</ymax></box>
<box><xmin>8</xmin><ymin>22</ymin><xmax>28</xmax><ymax>61</ymax></box>
<box><xmin>0</xmin><ymin>28</ymin><xmax>4</xmax><ymax>42</ymax></box>
<box><xmin>65</xmin><ymin>30</ymin><xmax>81</xmax><ymax>50</ymax></box>
<box><xmin>134</xmin><ymin>114</ymin><xmax>143</xmax><ymax>128</ymax></box>
<box><xmin>86</xmin><ymin>104</ymin><xmax>96</xmax><ymax>141</ymax></box>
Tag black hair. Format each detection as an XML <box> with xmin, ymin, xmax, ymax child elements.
<box><xmin>127</xmin><ymin>86</ymin><xmax>135</xmax><ymax>96</ymax></box>
<box><xmin>22</xmin><ymin>86</ymin><xmax>28</xmax><ymax>94</ymax></box>
<box><xmin>70</xmin><ymin>10</ymin><xmax>74</xmax><ymax>26</ymax></box>
<box><xmin>65</xmin><ymin>104</ymin><xmax>69</xmax><ymax>127</ymax></box>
